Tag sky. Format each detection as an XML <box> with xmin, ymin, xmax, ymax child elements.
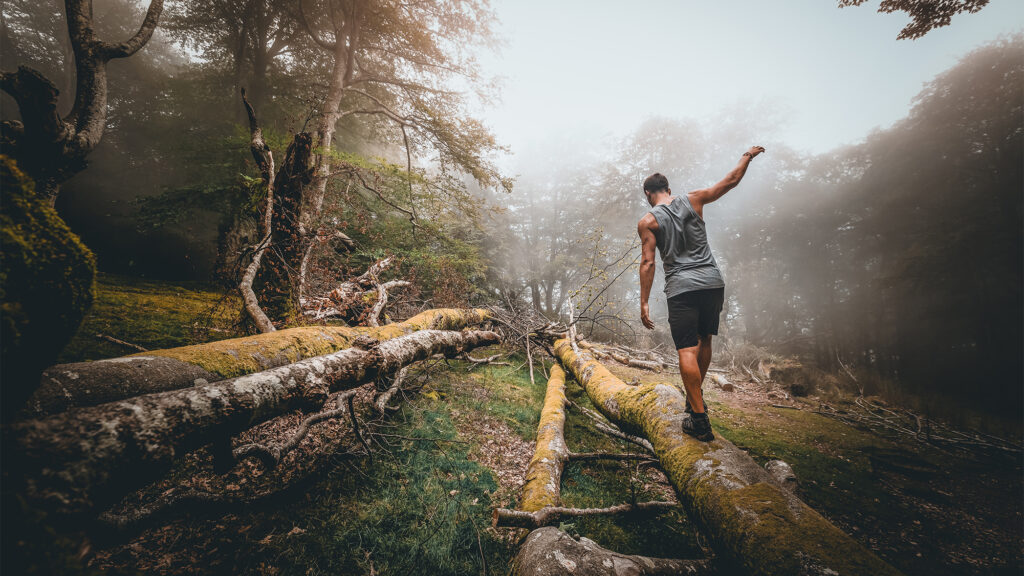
<box><xmin>475</xmin><ymin>0</ymin><xmax>1024</xmax><ymax>169</ymax></box>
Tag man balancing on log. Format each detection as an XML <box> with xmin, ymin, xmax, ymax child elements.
<box><xmin>637</xmin><ymin>146</ymin><xmax>765</xmax><ymax>440</ymax></box>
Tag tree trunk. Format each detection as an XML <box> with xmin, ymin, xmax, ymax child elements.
<box><xmin>0</xmin><ymin>0</ymin><xmax>164</xmax><ymax>204</ymax></box>
<box><xmin>519</xmin><ymin>364</ymin><xmax>568</xmax><ymax>511</ymax></box>
<box><xmin>552</xmin><ymin>339</ymin><xmax>903</xmax><ymax>576</ymax></box>
<box><xmin>511</xmin><ymin>527</ymin><xmax>715</xmax><ymax>576</ymax></box>
<box><xmin>10</xmin><ymin>329</ymin><xmax>499</xmax><ymax>518</ymax></box>
<box><xmin>26</xmin><ymin>308</ymin><xmax>491</xmax><ymax>417</ymax></box>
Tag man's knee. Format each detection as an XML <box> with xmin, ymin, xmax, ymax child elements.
<box><xmin>677</xmin><ymin>345</ymin><xmax>700</xmax><ymax>366</ymax></box>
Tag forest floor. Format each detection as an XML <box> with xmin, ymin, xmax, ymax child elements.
<box><xmin>40</xmin><ymin>274</ymin><xmax>1024</xmax><ymax>575</ymax></box>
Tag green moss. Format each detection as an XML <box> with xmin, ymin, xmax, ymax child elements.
<box><xmin>58</xmin><ymin>273</ymin><xmax>243</xmax><ymax>363</ymax></box>
<box><xmin>0</xmin><ymin>156</ymin><xmax>95</xmax><ymax>417</ymax></box>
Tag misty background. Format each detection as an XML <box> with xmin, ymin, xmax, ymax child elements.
<box><xmin>1</xmin><ymin>0</ymin><xmax>1021</xmax><ymax>418</ymax></box>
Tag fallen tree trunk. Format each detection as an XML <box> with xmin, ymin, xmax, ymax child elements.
<box><xmin>552</xmin><ymin>339</ymin><xmax>903</xmax><ymax>576</ymax></box>
<box><xmin>519</xmin><ymin>364</ymin><xmax>568</xmax><ymax>512</ymax></box>
<box><xmin>511</xmin><ymin>527</ymin><xmax>715</xmax><ymax>576</ymax></box>
<box><xmin>10</xmin><ymin>329</ymin><xmax>499</xmax><ymax>518</ymax></box>
<box><xmin>26</xmin><ymin>308</ymin><xmax>490</xmax><ymax>416</ymax></box>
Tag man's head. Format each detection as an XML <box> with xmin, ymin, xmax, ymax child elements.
<box><xmin>643</xmin><ymin>173</ymin><xmax>670</xmax><ymax>206</ymax></box>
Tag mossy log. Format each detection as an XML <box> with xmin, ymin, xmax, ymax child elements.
<box><xmin>10</xmin><ymin>329</ymin><xmax>498</xmax><ymax>518</ymax></box>
<box><xmin>553</xmin><ymin>339</ymin><xmax>903</xmax><ymax>576</ymax></box>
<box><xmin>519</xmin><ymin>364</ymin><xmax>568</xmax><ymax>512</ymax></box>
<box><xmin>511</xmin><ymin>527</ymin><xmax>715</xmax><ymax>576</ymax></box>
<box><xmin>27</xmin><ymin>308</ymin><xmax>490</xmax><ymax>416</ymax></box>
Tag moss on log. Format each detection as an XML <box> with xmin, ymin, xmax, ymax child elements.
<box><xmin>553</xmin><ymin>339</ymin><xmax>903</xmax><ymax>576</ymax></box>
<box><xmin>11</xmin><ymin>329</ymin><xmax>498</xmax><ymax>518</ymax></box>
<box><xmin>519</xmin><ymin>364</ymin><xmax>568</xmax><ymax>512</ymax></box>
<box><xmin>28</xmin><ymin>308</ymin><xmax>490</xmax><ymax>416</ymax></box>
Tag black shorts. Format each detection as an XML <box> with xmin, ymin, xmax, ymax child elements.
<box><xmin>666</xmin><ymin>287</ymin><xmax>724</xmax><ymax>350</ymax></box>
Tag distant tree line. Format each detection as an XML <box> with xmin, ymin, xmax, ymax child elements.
<box><xmin>491</xmin><ymin>36</ymin><xmax>1021</xmax><ymax>417</ymax></box>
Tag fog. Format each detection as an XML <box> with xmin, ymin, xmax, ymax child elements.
<box><xmin>1</xmin><ymin>0</ymin><xmax>1021</xmax><ymax>418</ymax></box>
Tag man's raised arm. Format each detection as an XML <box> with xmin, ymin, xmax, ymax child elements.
<box><xmin>638</xmin><ymin>214</ymin><xmax>658</xmax><ymax>330</ymax></box>
<box><xmin>688</xmin><ymin>146</ymin><xmax>765</xmax><ymax>215</ymax></box>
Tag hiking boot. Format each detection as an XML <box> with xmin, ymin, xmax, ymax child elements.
<box><xmin>682</xmin><ymin>411</ymin><xmax>714</xmax><ymax>442</ymax></box>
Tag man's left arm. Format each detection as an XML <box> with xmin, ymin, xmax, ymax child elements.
<box><xmin>689</xmin><ymin>146</ymin><xmax>765</xmax><ymax>216</ymax></box>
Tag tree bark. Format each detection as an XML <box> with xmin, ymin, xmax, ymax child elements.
<box><xmin>10</xmin><ymin>329</ymin><xmax>499</xmax><ymax>518</ymax></box>
<box><xmin>511</xmin><ymin>527</ymin><xmax>715</xmax><ymax>576</ymax></box>
<box><xmin>552</xmin><ymin>339</ymin><xmax>903</xmax><ymax>576</ymax></box>
<box><xmin>26</xmin><ymin>308</ymin><xmax>491</xmax><ymax>417</ymax></box>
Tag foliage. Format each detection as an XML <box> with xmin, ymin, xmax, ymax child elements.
<box><xmin>0</xmin><ymin>156</ymin><xmax>95</xmax><ymax>418</ymax></box>
<box><xmin>838</xmin><ymin>0</ymin><xmax>990</xmax><ymax>40</ymax></box>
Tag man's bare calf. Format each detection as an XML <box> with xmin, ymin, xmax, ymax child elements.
<box><xmin>677</xmin><ymin>334</ymin><xmax>712</xmax><ymax>413</ymax></box>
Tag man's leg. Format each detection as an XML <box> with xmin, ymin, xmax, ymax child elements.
<box><xmin>677</xmin><ymin>344</ymin><xmax>705</xmax><ymax>413</ymax></box>
<box><xmin>698</xmin><ymin>334</ymin><xmax>713</xmax><ymax>381</ymax></box>
<box><xmin>682</xmin><ymin>335</ymin><xmax>713</xmax><ymax>413</ymax></box>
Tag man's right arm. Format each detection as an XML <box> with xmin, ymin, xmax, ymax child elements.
<box><xmin>638</xmin><ymin>214</ymin><xmax>658</xmax><ymax>330</ymax></box>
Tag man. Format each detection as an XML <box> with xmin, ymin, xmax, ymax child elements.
<box><xmin>637</xmin><ymin>146</ymin><xmax>765</xmax><ymax>440</ymax></box>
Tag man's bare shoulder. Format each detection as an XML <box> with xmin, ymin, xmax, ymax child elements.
<box><xmin>638</xmin><ymin>212</ymin><xmax>658</xmax><ymax>232</ymax></box>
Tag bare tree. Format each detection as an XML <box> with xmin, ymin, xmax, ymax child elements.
<box><xmin>0</xmin><ymin>0</ymin><xmax>164</xmax><ymax>203</ymax></box>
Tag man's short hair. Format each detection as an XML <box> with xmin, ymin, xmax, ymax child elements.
<box><xmin>643</xmin><ymin>173</ymin><xmax>669</xmax><ymax>194</ymax></box>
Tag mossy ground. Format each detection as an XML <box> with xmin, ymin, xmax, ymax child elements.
<box><xmin>59</xmin><ymin>273</ymin><xmax>242</xmax><ymax>363</ymax></box>
<box><xmin>39</xmin><ymin>276</ymin><xmax>1024</xmax><ymax>575</ymax></box>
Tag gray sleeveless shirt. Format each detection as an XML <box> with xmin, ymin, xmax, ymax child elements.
<box><xmin>649</xmin><ymin>195</ymin><xmax>725</xmax><ymax>298</ymax></box>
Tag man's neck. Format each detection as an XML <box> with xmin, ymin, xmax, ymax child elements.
<box><xmin>651</xmin><ymin>192</ymin><xmax>672</xmax><ymax>206</ymax></box>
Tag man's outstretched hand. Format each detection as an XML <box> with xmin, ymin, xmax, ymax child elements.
<box><xmin>746</xmin><ymin>145</ymin><xmax>766</xmax><ymax>159</ymax></box>
<box><xmin>640</xmin><ymin>302</ymin><xmax>655</xmax><ymax>330</ymax></box>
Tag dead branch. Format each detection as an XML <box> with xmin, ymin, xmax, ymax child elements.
<box><xmin>567</xmin><ymin>399</ymin><xmax>655</xmax><ymax>453</ymax></box>
<box><xmin>373</xmin><ymin>365</ymin><xmax>409</xmax><ymax>413</ymax></box>
<box><xmin>233</xmin><ymin>389</ymin><xmax>359</xmax><ymax>468</ymax></box>
<box><xmin>816</xmin><ymin>400</ymin><xmax>1022</xmax><ymax>456</ymax></box>
<box><xmin>494</xmin><ymin>500</ymin><xmax>678</xmax><ymax>529</ymax></box>
<box><xmin>94</xmin><ymin>333</ymin><xmax>148</xmax><ymax>353</ymax></box>
<box><xmin>239</xmin><ymin>88</ymin><xmax>277</xmax><ymax>333</ymax></box>
<box><xmin>300</xmin><ymin>257</ymin><xmax>410</xmax><ymax>324</ymax></box>
<box><xmin>567</xmin><ymin>452</ymin><xmax>657</xmax><ymax>463</ymax></box>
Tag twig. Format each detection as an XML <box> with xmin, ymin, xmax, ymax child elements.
<box><xmin>94</xmin><ymin>333</ymin><xmax>148</xmax><ymax>353</ymax></box>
